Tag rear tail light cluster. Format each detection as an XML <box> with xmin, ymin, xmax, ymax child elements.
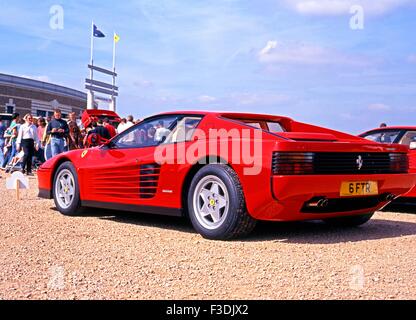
<box><xmin>272</xmin><ymin>152</ymin><xmax>314</xmax><ymax>175</ymax></box>
<box><xmin>272</xmin><ymin>152</ymin><xmax>409</xmax><ymax>175</ymax></box>
<box><xmin>389</xmin><ymin>153</ymin><xmax>409</xmax><ymax>173</ymax></box>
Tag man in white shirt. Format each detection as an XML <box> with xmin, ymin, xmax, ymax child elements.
<box><xmin>16</xmin><ymin>114</ymin><xmax>39</xmax><ymax>175</ymax></box>
<box><xmin>154</xmin><ymin>120</ymin><xmax>171</xmax><ymax>142</ymax></box>
<box><xmin>125</xmin><ymin>115</ymin><xmax>135</xmax><ymax>130</ymax></box>
<box><xmin>117</xmin><ymin>115</ymin><xmax>135</xmax><ymax>134</ymax></box>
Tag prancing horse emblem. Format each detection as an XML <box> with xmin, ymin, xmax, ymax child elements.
<box><xmin>356</xmin><ymin>155</ymin><xmax>363</xmax><ymax>170</ymax></box>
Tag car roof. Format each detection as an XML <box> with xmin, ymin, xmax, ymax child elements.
<box><xmin>362</xmin><ymin>126</ymin><xmax>416</xmax><ymax>134</ymax></box>
<box><xmin>158</xmin><ymin>110</ymin><xmax>293</xmax><ymax>120</ymax></box>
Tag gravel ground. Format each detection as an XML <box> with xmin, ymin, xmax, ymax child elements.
<box><xmin>0</xmin><ymin>173</ymin><xmax>416</xmax><ymax>300</ymax></box>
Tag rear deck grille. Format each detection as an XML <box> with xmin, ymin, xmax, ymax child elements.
<box><xmin>272</xmin><ymin>152</ymin><xmax>408</xmax><ymax>175</ymax></box>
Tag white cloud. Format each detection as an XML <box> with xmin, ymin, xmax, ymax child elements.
<box><xmin>407</xmin><ymin>54</ymin><xmax>416</xmax><ymax>63</ymax></box>
<box><xmin>197</xmin><ymin>95</ymin><xmax>217</xmax><ymax>103</ymax></box>
<box><xmin>368</xmin><ymin>103</ymin><xmax>391</xmax><ymax>111</ymax></box>
<box><xmin>133</xmin><ymin>79</ymin><xmax>154</xmax><ymax>88</ymax></box>
<box><xmin>229</xmin><ymin>92</ymin><xmax>290</xmax><ymax>106</ymax></box>
<box><xmin>258</xmin><ymin>40</ymin><xmax>368</xmax><ymax>66</ymax></box>
<box><xmin>143</xmin><ymin>92</ymin><xmax>290</xmax><ymax>110</ymax></box>
<box><xmin>259</xmin><ymin>41</ymin><xmax>278</xmax><ymax>56</ymax></box>
<box><xmin>284</xmin><ymin>0</ymin><xmax>414</xmax><ymax>16</ymax></box>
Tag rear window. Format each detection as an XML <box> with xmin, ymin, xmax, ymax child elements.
<box><xmin>267</xmin><ymin>122</ymin><xmax>285</xmax><ymax>133</ymax></box>
<box><xmin>228</xmin><ymin>118</ymin><xmax>286</xmax><ymax>132</ymax></box>
<box><xmin>244</xmin><ymin>122</ymin><xmax>262</xmax><ymax>129</ymax></box>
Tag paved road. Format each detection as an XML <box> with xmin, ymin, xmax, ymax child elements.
<box><xmin>1</xmin><ymin>175</ymin><xmax>415</xmax><ymax>299</ymax></box>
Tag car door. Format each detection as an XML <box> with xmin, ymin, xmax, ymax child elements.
<box><xmin>152</xmin><ymin>116</ymin><xmax>204</xmax><ymax>206</ymax></box>
<box><xmin>79</xmin><ymin>115</ymin><xmax>181</xmax><ymax>206</ymax></box>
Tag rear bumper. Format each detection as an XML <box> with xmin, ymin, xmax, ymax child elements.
<box><xmin>252</xmin><ymin>173</ymin><xmax>416</xmax><ymax>221</ymax></box>
<box><xmin>400</xmin><ymin>185</ymin><xmax>416</xmax><ymax>198</ymax></box>
<box><xmin>272</xmin><ymin>173</ymin><xmax>416</xmax><ymax>200</ymax></box>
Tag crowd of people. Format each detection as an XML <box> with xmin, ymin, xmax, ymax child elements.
<box><xmin>0</xmin><ymin>108</ymin><xmax>137</xmax><ymax>176</ymax></box>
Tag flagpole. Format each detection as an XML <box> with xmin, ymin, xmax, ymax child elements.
<box><xmin>90</xmin><ymin>21</ymin><xmax>94</xmax><ymax>66</ymax></box>
<box><xmin>112</xmin><ymin>32</ymin><xmax>116</xmax><ymax>72</ymax></box>
<box><xmin>88</xmin><ymin>20</ymin><xmax>95</xmax><ymax>110</ymax></box>
<box><xmin>111</xmin><ymin>32</ymin><xmax>117</xmax><ymax>112</ymax></box>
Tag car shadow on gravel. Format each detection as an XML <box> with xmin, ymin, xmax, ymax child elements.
<box><xmin>383</xmin><ymin>203</ymin><xmax>416</xmax><ymax>214</ymax></box>
<box><xmin>62</xmin><ymin>207</ymin><xmax>196</xmax><ymax>235</ymax></box>
<box><xmin>246</xmin><ymin>219</ymin><xmax>416</xmax><ymax>244</ymax></box>
<box><xmin>55</xmin><ymin>206</ymin><xmax>416</xmax><ymax>244</ymax></box>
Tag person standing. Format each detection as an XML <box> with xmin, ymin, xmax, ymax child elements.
<box><xmin>16</xmin><ymin>114</ymin><xmax>39</xmax><ymax>175</ymax></box>
<box><xmin>0</xmin><ymin>117</ymin><xmax>6</xmax><ymax>168</ymax></box>
<box><xmin>155</xmin><ymin>120</ymin><xmax>171</xmax><ymax>142</ymax></box>
<box><xmin>36</xmin><ymin>117</ymin><xmax>47</xmax><ymax>163</ymax></box>
<box><xmin>117</xmin><ymin>118</ymin><xmax>127</xmax><ymax>133</ymax></box>
<box><xmin>103</xmin><ymin>118</ymin><xmax>117</xmax><ymax>138</ymax></box>
<box><xmin>84</xmin><ymin>121</ymin><xmax>110</xmax><ymax>147</ymax></box>
<box><xmin>93</xmin><ymin>120</ymin><xmax>111</xmax><ymax>140</ymax></box>
<box><xmin>67</xmin><ymin>112</ymin><xmax>82</xmax><ymax>150</ymax></box>
<box><xmin>2</xmin><ymin>113</ymin><xmax>20</xmax><ymax>168</ymax></box>
<box><xmin>126</xmin><ymin>115</ymin><xmax>135</xmax><ymax>130</ymax></box>
<box><xmin>46</xmin><ymin>109</ymin><xmax>69</xmax><ymax>157</ymax></box>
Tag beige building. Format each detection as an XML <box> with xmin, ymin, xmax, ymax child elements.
<box><xmin>0</xmin><ymin>73</ymin><xmax>86</xmax><ymax>119</ymax></box>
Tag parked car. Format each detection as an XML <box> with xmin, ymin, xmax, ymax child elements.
<box><xmin>38</xmin><ymin>111</ymin><xmax>415</xmax><ymax>239</ymax></box>
<box><xmin>81</xmin><ymin>109</ymin><xmax>121</xmax><ymax>129</ymax></box>
<box><xmin>360</xmin><ymin>126</ymin><xmax>416</xmax><ymax>201</ymax></box>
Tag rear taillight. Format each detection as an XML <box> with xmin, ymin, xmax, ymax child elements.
<box><xmin>389</xmin><ymin>153</ymin><xmax>409</xmax><ymax>173</ymax></box>
<box><xmin>272</xmin><ymin>152</ymin><xmax>315</xmax><ymax>175</ymax></box>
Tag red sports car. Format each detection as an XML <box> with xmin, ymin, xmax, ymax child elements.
<box><xmin>81</xmin><ymin>109</ymin><xmax>121</xmax><ymax>129</ymax></box>
<box><xmin>360</xmin><ymin>126</ymin><xmax>416</xmax><ymax>200</ymax></box>
<box><xmin>38</xmin><ymin>111</ymin><xmax>415</xmax><ymax>239</ymax></box>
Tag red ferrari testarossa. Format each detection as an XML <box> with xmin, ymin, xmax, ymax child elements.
<box><xmin>38</xmin><ymin>111</ymin><xmax>415</xmax><ymax>239</ymax></box>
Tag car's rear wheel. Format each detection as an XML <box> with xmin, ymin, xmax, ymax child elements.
<box><xmin>53</xmin><ymin>161</ymin><xmax>84</xmax><ymax>216</ymax></box>
<box><xmin>187</xmin><ymin>164</ymin><xmax>256</xmax><ymax>240</ymax></box>
<box><xmin>323</xmin><ymin>213</ymin><xmax>374</xmax><ymax>227</ymax></box>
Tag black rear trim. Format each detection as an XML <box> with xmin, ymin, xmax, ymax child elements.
<box><xmin>272</xmin><ymin>152</ymin><xmax>408</xmax><ymax>175</ymax></box>
<box><xmin>301</xmin><ymin>195</ymin><xmax>388</xmax><ymax>213</ymax></box>
<box><xmin>81</xmin><ymin>200</ymin><xmax>183</xmax><ymax>217</ymax></box>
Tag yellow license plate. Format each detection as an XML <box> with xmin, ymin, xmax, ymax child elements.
<box><xmin>340</xmin><ymin>181</ymin><xmax>379</xmax><ymax>197</ymax></box>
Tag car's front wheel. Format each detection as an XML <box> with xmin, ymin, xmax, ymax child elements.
<box><xmin>323</xmin><ymin>213</ymin><xmax>374</xmax><ymax>227</ymax></box>
<box><xmin>53</xmin><ymin>161</ymin><xmax>84</xmax><ymax>216</ymax></box>
<box><xmin>187</xmin><ymin>164</ymin><xmax>257</xmax><ymax>240</ymax></box>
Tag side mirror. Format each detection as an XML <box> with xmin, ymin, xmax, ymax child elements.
<box><xmin>410</xmin><ymin>142</ymin><xmax>416</xmax><ymax>150</ymax></box>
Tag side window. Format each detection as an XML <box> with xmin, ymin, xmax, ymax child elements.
<box><xmin>113</xmin><ymin>115</ymin><xmax>179</xmax><ymax>148</ymax></box>
<box><xmin>399</xmin><ymin>131</ymin><xmax>416</xmax><ymax>146</ymax></box>
<box><xmin>164</xmin><ymin>117</ymin><xmax>202</xmax><ymax>144</ymax></box>
<box><xmin>363</xmin><ymin>130</ymin><xmax>401</xmax><ymax>144</ymax></box>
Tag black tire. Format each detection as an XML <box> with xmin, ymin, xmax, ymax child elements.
<box><xmin>323</xmin><ymin>213</ymin><xmax>374</xmax><ymax>227</ymax></box>
<box><xmin>187</xmin><ymin>164</ymin><xmax>257</xmax><ymax>240</ymax></box>
<box><xmin>52</xmin><ymin>161</ymin><xmax>84</xmax><ymax>216</ymax></box>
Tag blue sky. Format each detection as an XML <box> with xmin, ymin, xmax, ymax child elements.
<box><xmin>1</xmin><ymin>0</ymin><xmax>416</xmax><ymax>133</ymax></box>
